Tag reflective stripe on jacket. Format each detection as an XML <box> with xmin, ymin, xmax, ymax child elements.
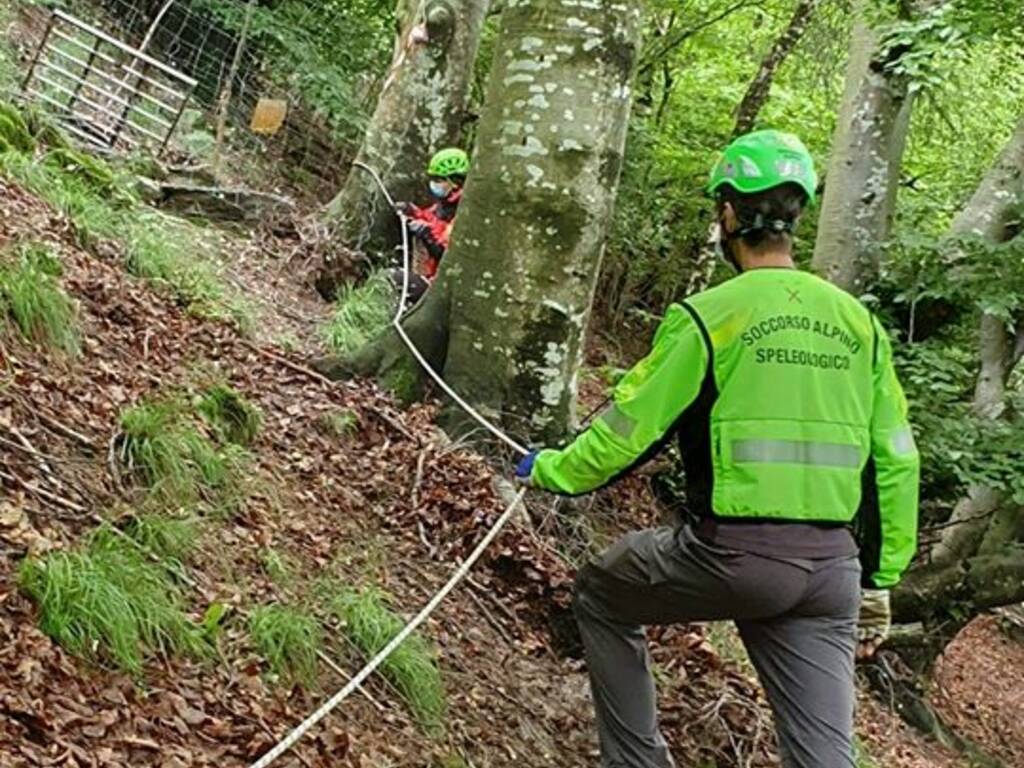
<box><xmin>531</xmin><ymin>268</ymin><xmax>920</xmax><ymax>588</ymax></box>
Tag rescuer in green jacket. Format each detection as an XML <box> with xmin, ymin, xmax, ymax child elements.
<box><xmin>515</xmin><ymin>130</ymin><xmax>920</xmax><ymax>768</ymax></box>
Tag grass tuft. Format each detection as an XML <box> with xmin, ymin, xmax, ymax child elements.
<box><xmin>260</xmin><ymin>548</ymin><xmax>294</xmax><ymax>585</ymax></box>
<box><xmin>117</xmin><ymin>398</ymin><xmax>246</xmax><ymax>507</ymax></box>
<box><xmin>0</xmin><ymin>243</ymin><xmax>79</xmax><ymax>354</ymax></box>
<box><xmin>331</xmin><ymin>587</ymin><xmax>446</xmax><ymax>733</ymax></box>
<box><xmin>0</xmin><ymin>144</ymin><xmax>127</xmax><ymax>247</ymax></box>
<box><xmin>0</xmin><ymin>103</ymin><xmax>255</xmax><ymax>331</ymax></box>
<box><xmin>318</xmin><ymin>407</ymin><xmax>359</xmax><ymax>438</ymax></box>
<box><xmin>123</xmin><ymin>212</ymin><xmax>257</xmax><ymax>333</ymax></box>
<box><xmin>323</xmin><ymin>270</ymin><xmax>394</xmax><ymax>355</ymax></box>
<box><xmin>18</xmin><ymin>528</ymin><xmax>205</xmax><ymax>674</ymax></box>
<box><xmin>203</xmin><ymin>442</ymin><xmax>254</xmax><ymax>519</ymax></box>
<box><xmin>122</xmin><ymin>211</ymin><xmax>241</xmax><ymax>322</ymax></box>
<box><xmin>249</xmin><ymin>604</ymin><xmax>322</xmax><ymax>687</ymax></box>
<box><xmin>20</xmin><ymin>104</ymin><xmax>71</xmax><ymax>151</ymax></box>
<box><xmin>198</xmin><ymin>384</ymin><xmax>262</xmax><ymax>446</ymax></box>
<box><xmin>43</xmin><ymin>147</ymin><xmax>121</xmax><ymax>198</ymax></box>
<box><xmin>381</xmin><ymin>364</ymin><xmax>419</xmax><ymax>405</ymax></box>
<box><xmin>0</xmin><ymin>101</ymin><xmax>34</xmax><ymax>153</ymax></box>
<box><xmin>121</xmin><ymin>512</ymin><xmax>198</xmax><ymax>564</ymax></box>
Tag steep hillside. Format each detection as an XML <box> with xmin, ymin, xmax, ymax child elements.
<box><xmin>2</xmin><ymin>0</ymin><xmax>1022</xmax><ymax>763</ymax></box>
<box><xmin>0</xmin><ymin>162</ymin><xmax>772</xmax><ymax>767</ymax></box>
<box><xmin>0</xmin><ymin>170</ymin><xmax>587</xmax><ymax>766</ymax></box>
<box><xmin>0</xmin><ymin>150</ymin><xmax>978</xmax><ymax>768</ymax></box>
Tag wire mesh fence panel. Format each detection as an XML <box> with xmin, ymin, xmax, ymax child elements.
<box><xmin>64</xmin><ymin>0</ymin><xmax>364</xmax><ymax>194</ymax></box>
<box><xmin>9</xmin><ymin>0</ymin><xmax>382</xmax><ymax>196</ymax></box>
<box><xmin>22</xmin><ymin>8</ymin><xmax>196</xmax><ymax>153</ymax></box>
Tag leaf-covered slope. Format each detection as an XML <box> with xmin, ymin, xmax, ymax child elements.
<box><xmin>0</xmin><ymin>173</ymin><xmax>591</xmax><ymax>767</ymax></box>
<box><xmin>0</xmin><ymin>168</ymin><xmax>970</xmax><ymax>768</ymax></box>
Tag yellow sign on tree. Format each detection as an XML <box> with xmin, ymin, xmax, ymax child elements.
<box><xmin>250</xmin><ymin>98</ymin><xmax>288</xmax><ymax>135</ymax></box>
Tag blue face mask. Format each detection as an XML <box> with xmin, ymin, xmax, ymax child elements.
<box><xmin>429</xmin><ymin>181</ymin><xmax>448</xmax><ymax>199</ymax></box>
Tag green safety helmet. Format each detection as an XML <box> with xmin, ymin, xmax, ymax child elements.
<box><xmin>427</xmin><ymin>147</ymin><xmax>470</xmax><ymax>179</ymax></box>
<box><xmin>708</xmin><ymin>130</ymin><xmax>817</xmax><ymax>205</ymax></box>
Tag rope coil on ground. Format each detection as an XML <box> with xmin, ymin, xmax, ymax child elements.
<box><xmin>248</xmin><ymin>164</ymin><xmax>529</xmax><ymax>767</ymax></box>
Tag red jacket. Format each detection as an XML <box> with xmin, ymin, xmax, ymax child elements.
<box><xmin>407</xmin><ymin>188</ymin><xmax>461</xmax><ymax>280</ymax></box>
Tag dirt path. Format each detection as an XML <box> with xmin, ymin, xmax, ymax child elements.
<box><xmin>213</xmin><ymin>222</ymin><xmax>335</xmax><ymax>354</ymax></box>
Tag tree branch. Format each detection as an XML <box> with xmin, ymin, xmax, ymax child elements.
<box><xmin>638</xmin><ymin>0</ymin><xmax>762</xmax><ymax>74</ymax></box>
<box><xmin>894</xmin><ymin>548</ymin><xmax>1024</xmax><ymax>626</ymax></box>
<box><xmin>732</xmin><ymin>0</ymin><xmax>821</xmax><ymax>137</ymax></box>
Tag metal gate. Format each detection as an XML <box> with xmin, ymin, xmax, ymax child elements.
<box><xmin>22</xmin><ymin>9</ymin><xmax>196</xmax><ymax>154</ymax></box>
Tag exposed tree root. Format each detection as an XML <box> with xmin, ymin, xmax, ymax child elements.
<box><xmin>311</xmin><ymin>284</ymin><xmax>450</xmax><ymax>407</ymax></box>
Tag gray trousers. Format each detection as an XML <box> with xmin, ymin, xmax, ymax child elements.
<box><xmin>573</xmin><ymin>525</ymin><xmax>860</xmax><ymax>768</ymax></box>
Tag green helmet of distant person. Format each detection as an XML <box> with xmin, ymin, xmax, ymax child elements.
<box><xmin>708</xmin><ymin>130</ymin><xmax>817</xmax><ymax>205</ymax></box>
<box><xmin>427</xmin><ymin>147</ymin><xmax>470</xmax><ymax>179</ymax></box>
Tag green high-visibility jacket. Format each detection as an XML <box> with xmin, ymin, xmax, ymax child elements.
<box><xmin>532</xmin><ymin>268</ymin><xmax>920</xmax><ymax>589</ymax></box>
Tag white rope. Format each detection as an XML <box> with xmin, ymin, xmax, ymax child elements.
<box><xmin>354</xmin><ymin>160</ymin><xmax>529</xmax><ymax>456</ymax></box>
<box><xmin>248</xmin><ymin>486</ymin><xmax>525</xmax><ymax>768</ymax></box>
<box><xmin>249</xmin><ymin>494</ymin><xmax>524</xmax><ymax>766</ymax></box>
<box><xmin>391</xmin><ymin>208</ymin><xmax>530</xmax><ymax>456</ymax></box>
<box><xmin>248</xmin><ymin>165</ymin><xmax>532</xmax><ymax>767</ymax></box>
<box><xmin>352</xmin><ymin>161</ymin><xmax>396</xmax><ymax>209</ymax></box>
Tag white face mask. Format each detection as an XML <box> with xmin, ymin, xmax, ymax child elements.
<box><xmin>709</xmin><ymin>219</ymin><xmax>742</xmax><ymax>272</ymax></box>
<box><xmin>429</xmin><ymin>181</ymin><xmax>448</xmax><ymax>198</ymax></box>
<box><xmin>708</xmin><ymin>221</ymin><xmax>725</xmax><ymax>262</ymax></box>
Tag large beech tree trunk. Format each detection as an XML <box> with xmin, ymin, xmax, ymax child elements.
<box><xmin>318</xmin><ymin>0</ymin><xmax>643</xmax><ymax>448</ymax></box>
<box><xmin>732</xmin><ymin>0</ymin><xmax>820</xmax><ymax>138</ymax></box>
<box><xmin>811</xmin><ymin>0</ymin><xmax>917</xmax><ymax>294</ymax></box>
<box><xmin>320</xmin><ymin>0</ymin><xmax>490</xmax><ymax>265</ymax></box>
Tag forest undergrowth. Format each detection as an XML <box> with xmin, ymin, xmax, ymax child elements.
<box><xmin>0</xmin><ymin>151</ymin><xmax>591</xmax><ymax>766</ymax></box>
<box><xmin>2</xmin><ymin>0</ymin><xmax>1022</xmax><ymax>763</ymax></box>
<box><xmin>0</xmin><ymin>93</ymin><xmax>989</xmax><ymax>767</ymax></box>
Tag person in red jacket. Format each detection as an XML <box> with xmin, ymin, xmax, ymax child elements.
<box><xmin>393</xmin><ymin>147</ymin><xmax>469</xmax><ymax>303</ymax></box>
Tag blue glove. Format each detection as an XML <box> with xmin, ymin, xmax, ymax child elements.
<box><xmin>515</xmin><ymin>450</ymin><xmax>539</xmax><ymax>484</ymax></box>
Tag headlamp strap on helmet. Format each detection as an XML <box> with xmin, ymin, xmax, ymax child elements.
<box><xmin>737</xmin><ymin>212</ymin><xmax>795</xmax><ymax>237</ymax></box>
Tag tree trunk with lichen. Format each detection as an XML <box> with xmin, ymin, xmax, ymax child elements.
<box><xmin>318</xmin><ymin>0</ymin><xmax>490</xmax><ymax>294</ymax></box>
<box><xmin>811</xmin><ymin>0</ymin><xmax>916</xmax><ymax>294</ymax></box>
<box><xmin>317</xmin><ymin>0</ymin><xmax>643</xmax><ymax>448</ymax></box>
